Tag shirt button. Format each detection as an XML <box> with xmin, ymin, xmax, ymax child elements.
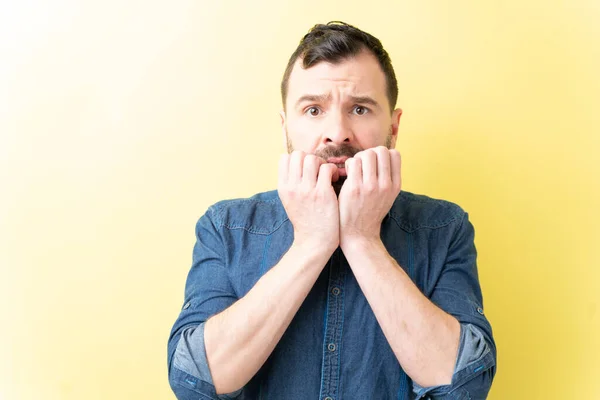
<box><xmin>324</xmin><ymin>397</ymin><xmax>333</xmax><ymax>400</ymax></box>
<box><xmin>477</xmin><ymin>307</ymin><xmax>484</xmax><ymax>315</ymax></box>
<box><xmin>331</xmin><ymin>287</ymin><xmax>341</xmax><ymax>295</ymax></box>
<box><xmin>328</xmin><ymin>343</ymin><xmax>336</xmax><ymax>352</ymax></box>
<box><xmin>182</xmin><ymin>302</ymin><xmax>191</xmax><ymax>310</ymax></box>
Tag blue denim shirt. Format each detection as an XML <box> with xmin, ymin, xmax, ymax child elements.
<box><xmin>167</xmin><ymin>190</ymin><xmax>496</xmax><ymax>400</ymax></box>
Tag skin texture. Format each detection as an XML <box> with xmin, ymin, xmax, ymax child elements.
<box><xmin>204</xmin><ymin>50</ymin><xmax>460</xmax><ymax>394</ymax></box>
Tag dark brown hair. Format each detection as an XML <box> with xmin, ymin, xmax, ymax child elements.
<box><xmin>281</xmin><ymin>21</ymin><xmax>398</xmax><ymax>112</ymax></box>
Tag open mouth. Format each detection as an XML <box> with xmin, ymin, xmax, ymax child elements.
<box><xmin>335</xmin><ymin>166</ymin><xmax>347</xmax><ymax>177</ymax></box>
<box><xmin>326</xmin><ymin>157</ymin><xmax>349</xmax><ymax>177</ymax></box>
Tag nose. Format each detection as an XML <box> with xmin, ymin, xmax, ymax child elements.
<box><xmin>323</xmin><ymin>111</ymin><xmax>354</xmax><ymax>145</ymax></box>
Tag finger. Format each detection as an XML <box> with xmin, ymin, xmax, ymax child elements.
<box><xmin>289</xmin><ymin>150</ymin><xmax>305</xmax><ymax>183</ymax></box>
<box><xmin>390</xmin><ymin>149</ymin><xmax>402</xmax><ymax>189</ymax></box>
<box><xmin>345</xmin><ymin>157</ymin><xmax>362</xmax><ymax>186</ymax></box>
<box><xmin>302</xmin><ymin>154</ymin><xmax>321</xmax><ymax>186</ymax></box>
<box><xmin>278</xmin><ymin>154</ymin><xmax>289</xmax><ymax>186</ymax></box>
<box><xmin>375</xmin><ymin>147</ymin><xmax>391</xmax><ymax>186</ymax></box>
<box><xmin>357</xmin><ymin>149</ymin><xmax>377</xmax><ymax>184</ymax></box>
<box><xmin>317</xmin><ymin>163</ymin><xmax>339</xmax><ymax>190</ymax></box>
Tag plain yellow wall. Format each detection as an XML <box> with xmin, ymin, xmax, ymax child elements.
<box><xmin>1</xmin><ymin>1</ymin><xmax>598</xmax><ymax>399</ymax></box>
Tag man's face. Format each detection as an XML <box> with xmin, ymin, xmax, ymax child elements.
<box><xmin>280</xmin><ymin>50</ymin><xmax>403</xmax><ymax>192</ymax></box>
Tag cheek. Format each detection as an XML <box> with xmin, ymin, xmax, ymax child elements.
<box><xmin>287</xmin><ymin>118</ymin><xmax>322</xmax><ymax>146</ymax></box>
<box><xmin>353</xmin><ymin>120</ymin><xmax>386</xmax><ymax>145</ymax></box>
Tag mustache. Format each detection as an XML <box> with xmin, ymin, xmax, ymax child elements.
<box><xmin>314</xmin><ymin>143</ymin><xmax>361</xmax><ymax>161</ymax></box>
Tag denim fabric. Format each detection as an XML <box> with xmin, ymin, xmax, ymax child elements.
<box><xmin>167</xmin><ymin>190</ymin><xmax>496</xmax><ymax>400</ymax></box>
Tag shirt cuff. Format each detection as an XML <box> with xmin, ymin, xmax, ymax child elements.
<box><xmin>173</xmin><ymin>322</ymin><xmax>215</xmax><ymax>384</ymax></box>
<box><xmin>171</xmin><ymin>323</ymin><xmax>244</xmax><ymax>399</ymax></box>
<box><xmin>412</xmin><ymin>323</ymin><xmax>494</xmax><ymax>398</ymax></box>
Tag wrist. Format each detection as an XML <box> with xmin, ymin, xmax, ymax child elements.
<box><xmin>291</xmin><ymin>238</ymin><xmax>338</xmax><ymax>260</ymax></box>
<box><xmin>340</xmin><ymin>235</ymin><xmax>384</xmax><ymax>257</ymax></box>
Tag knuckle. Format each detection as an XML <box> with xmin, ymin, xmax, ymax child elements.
<box><xmin>348</xmin><ymin>185</ymin><xmax>360</xmax><ymax>196</ymax></box>
<box><xmin>360</xmin><ymin>150</ymin><xmax>373</xmax><ymax>162</ymax></box>
<box><xmin>364</xmin><ymin>182</ymin><xmax>377</xmax><ymax>193</ymax></box>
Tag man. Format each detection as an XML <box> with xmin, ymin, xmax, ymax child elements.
<box><xmin>167</xmin><ymin>22</ymin><xmax>496</xmax><ymax>400</ymax></box>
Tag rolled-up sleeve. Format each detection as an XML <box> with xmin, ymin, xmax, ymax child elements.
<box><xmin>167</xmin><ymin>207</ymin><xmax>241</xmax><ymax>400</ymax></box>
<box><xmin>413</xmin><ymin>212</ymin><xmax>497</xmax><ymax>400</ymax></box>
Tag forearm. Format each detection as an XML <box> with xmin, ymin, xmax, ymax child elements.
<box><xmin>204</xmin><ymin>241</ymin><xmax>333</xmax><ymax>394</ymax></box>
<box><xmin>342</xmin><ymin>238</ymin><xmax>460</xmax><ymax>388</ymax></box>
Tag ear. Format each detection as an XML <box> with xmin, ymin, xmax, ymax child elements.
<box><xmin>389</xmin><ymin>107</ymin><xmax>403</xmax><ymax>148</ymax></box>
<box><xmin>279</xmin><ymin>110</ymin><xmax>288</xmax><ymax>151</ymax></box>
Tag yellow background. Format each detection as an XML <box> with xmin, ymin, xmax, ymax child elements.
<box><xmin>1</xmin><ymin>1</ymin><xmax>598</xmax><ymax>399</ymax></box>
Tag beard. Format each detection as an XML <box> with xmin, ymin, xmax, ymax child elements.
<box><xmin>286</xmin><ymin>127</ymin><xmax>394</xmax><ymax>196</ymax></box>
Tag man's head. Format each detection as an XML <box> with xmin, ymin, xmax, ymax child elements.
<box><xmin>279</xmin><ymin>22</ymin><xmax>403</xmax><ymax>192</ymax></box>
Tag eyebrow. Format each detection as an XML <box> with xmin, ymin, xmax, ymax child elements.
<box><xmin>295</xmin><ymin>94</ymin><xmax>381</xmax><ymax>110</ymax></box>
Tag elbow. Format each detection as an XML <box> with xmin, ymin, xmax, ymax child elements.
<box><xmin>168</xmin><ymin>325</ymin><xmax>227</xmax><ymax>400</ymax></box>
<box><xmin>168</xmin><ymin>358</ymin><xmax>244</xmax><ymax>400</ymax></box>
<box><xmin>168</xmin><ymin>322</ymin><xmax>245</xmax><ymax>398</ymax></box>
<box><xmin>208</xmin><ymin>357</ymin><xmax>246</xmax><ymax>396</ymax></box>
<box><xmin>412</xmin><ymin>324</ymin><xmax>496</xmax><ymax>400</ymax></box>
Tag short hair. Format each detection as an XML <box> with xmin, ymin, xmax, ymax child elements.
<box><xmin>281</xmin><ymin>21</ymin><xmax>398</xmax><ymax>112</ymax></box>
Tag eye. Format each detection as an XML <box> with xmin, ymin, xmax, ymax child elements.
<box><xmin>353</xmin><ymin>105</ymin><xmax>369</xmax><ymax>116</ymax></box>
<box><xmin>305</xmin><ymin>107</ymin><xmax>321</xmax><ymax>117</ymax></box>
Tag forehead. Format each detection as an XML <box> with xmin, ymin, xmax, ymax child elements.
<box><xmin>286</xmin><ymin>50</ymin><xmax>388</xmax><ymax>107</ymax></box>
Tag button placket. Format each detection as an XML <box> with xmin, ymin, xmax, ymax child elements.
<box><xmin>319</xmin><ymin>249</ymin><xmax>346</xmax><ymax>400</ymax></box>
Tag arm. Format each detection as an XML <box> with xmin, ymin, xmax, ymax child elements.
<box><xmin>339</xmin><ymin>147</ymin><xmax>455</xmax><ymax>384</ymax></box>
<box><xmin>168</xmin><ymin>151</ymin><xmax>341</xmax><ymax>399</ymax></box>
<box><xmin>342</xmin><ymin>214</ymin><xmax>496</xmax><ymax>399</ymax></box>
<box><xmin>410</xmin><ymin>212</ymin><xmax>496</xmax><ymax>399</ymax></box>
<box><xmin>168</xmin><ymin>215</ymin><xmax>335</xmax><ymax>399</ymax></box>
<box><xmin>205</xmin><ymin>240</ymin><xmax>332</xmax><ymax>394</ymax></box>
<box><xmin>206</xmin><ymin>153</ymin><xmax>341</xmax><ymax>393</ymax></box>
<box><xmin>338</xmin><ymin>147</ymin><xmax>496</xmax><ymax>398</ymax></box>
<box><xmin>342</xmin><ymin>238</ymin><xmax>460</xmax><ymax>387</ymax></box>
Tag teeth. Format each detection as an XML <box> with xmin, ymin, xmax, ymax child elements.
<box><xmin>336</xmin><ymin>163</ymin><xmax>345</xmax><ymax>168</ymax></box>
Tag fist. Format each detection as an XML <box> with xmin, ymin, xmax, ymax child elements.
<box><xmin>278</xmin><ymin>151</ymin><xmax>340</xmax><ymax>252</ymax></box>
<box><xmin>339</xmin><ymin>147</ymin><xmax>402</xmax><ymax>246</ymax></box>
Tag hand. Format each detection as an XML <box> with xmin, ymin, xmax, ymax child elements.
<box><xmin>338</xmin><ymin>146</ymin><xmax>401</xmax><ymax>248</ymax></box>
<box><xmin>278</xmin><ymin>150</ymin><xmax>341</xmax><ymax>253</ymax></box>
